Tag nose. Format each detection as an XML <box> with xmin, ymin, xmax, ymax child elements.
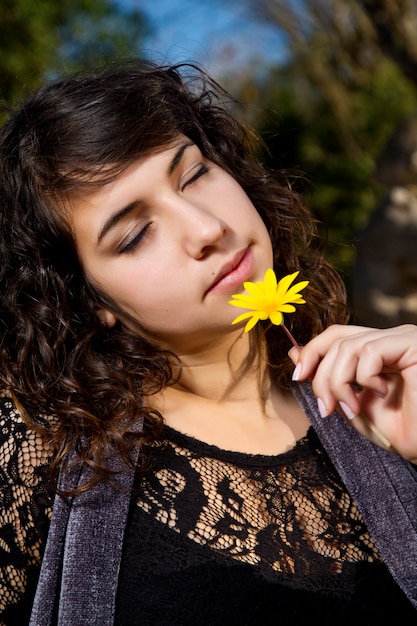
<box><xmin>175</xmin><ymin>199</ymin><xmax>228</xmax><ymax>258</ymax></box>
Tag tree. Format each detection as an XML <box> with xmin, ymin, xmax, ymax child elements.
<box><xmin>360</xmin><ymin>0</ymin><xmax>417</xmax><ymax>85</ymax></box>
<box><xmin>241</xmin><ymin>0</ymin><xmax>417</xmax><ymax>154</ymax></box>
<box><xmin>0</xmin><ymin>0</ymin><xmax>150</xmax><ymax>106</ymax></box>
<box><xmin>228</xmin><ymin>0</ymin><xmax>417</xmax><ymax>289</ymax></box>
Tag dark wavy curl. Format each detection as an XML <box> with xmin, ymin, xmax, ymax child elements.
<box><xmin>0</xmin><ymin>59</ymin><xmax>349</xmax><ymax>492</ymax></box>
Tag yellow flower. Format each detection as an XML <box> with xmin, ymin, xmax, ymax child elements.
<box><xmin>229</xmin><ymin>269</ymin><xmax>309</xmax><ymax>333</ymax></box>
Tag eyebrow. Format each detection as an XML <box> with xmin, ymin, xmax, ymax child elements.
<box><xmin>97</xmin><ymin>140</ymin><xmax>194</xmax><ymax>244</ymax></box>
<box><xmin>168</xmin><ymin>141</ymin><xmax>194</xmax><ymax>175</ymax></box>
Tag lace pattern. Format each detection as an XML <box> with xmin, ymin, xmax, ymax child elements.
<box><xmin>135</xmin><ymin>426</ymin><xmax>382</xmax><ymax>591</ymax></box>
<box><xmin>0</xmin><ymin>395</ymin><xmax>54</xmax><ymax>623</ymax></box>
<box><xmin>0</xmin><ymin>393</ymin><xmax>391</xmax><ymax>622</ymax></box>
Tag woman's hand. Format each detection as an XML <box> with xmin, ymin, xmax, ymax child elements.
<box><xmin>289</xmin><ymin>324</ymin><xmax>417</xmax><ymax>463</ymax></box>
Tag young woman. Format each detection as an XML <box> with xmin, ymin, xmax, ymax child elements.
<box><xmin>0</xmin><ymin>59</ymin><xmax>416</xmax><ymax>625</ymax></box>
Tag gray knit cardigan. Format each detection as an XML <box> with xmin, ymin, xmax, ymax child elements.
<box><xmin>30</xmin><ymin>381</ymin><xmax>417</xmax><ymax>625</ymax></box>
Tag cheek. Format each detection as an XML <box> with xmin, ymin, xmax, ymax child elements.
<box><xmin>95</xmin><ymin>264</ymin><xmax>182</xmax><ymax>318</ymax></box>
<box><xmin>228</xmin><ymin>186</ymin><xmax>267</xmax><ymax>232</ymax></box>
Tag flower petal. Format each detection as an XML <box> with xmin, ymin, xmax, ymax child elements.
<box><xmin>243</xmin><ymin>281</ymin><xmax>264</xmax><ymax>297</ymax></box>
<box><xmin>231</xmin><ymin>311</ymin><xmax>257</xmax><ymax>325</ymax></box>
<box><xmin>279</xmin><ymin>304</ymin><xmax>296</xmax><ymax>313</ymax></box>
<box><xmin>284</xmin><ymin>281</ymin><xmax>309</xmax><ymax>302</ymax></box>
<box><xmin>263</xmin><ymin>268</ymin><xmax>277</xmax><ymax>291</ymax></box>
<box><xmin>269</xmin><ymin>311</ymin><xmax>284</xmax><ymax>326</ymax></box>
<box><xmin>276</xmin><ymin>271</ymin><xmax>299</xmax><ymax>296</ymax></box>
<box><xmin>229</xmin><ymin>268</ymin><xmax>308</xmax><ymax>333</ymax></box>
<box><xmin>229</xmin><ymin>297</ymin><xmax>254</xmax><ymax>309</ymax></box>
<box><xmin>244</xmin><ymin>313</ymin><xmax>263</xmax><ymax>332</ymax></box>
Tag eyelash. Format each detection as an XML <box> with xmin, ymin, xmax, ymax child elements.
<box><xmin>181</xmin><ymin>164</ymin><xmax>209</xmax><ymax>190</ymax></box>
<box><xmin>119</xmin><ymin>223</ymin><xmax>152</xmax><ymax>254</ymax></box>
<box><xmin>118</xmin><ymin>163</ymin><xmax>209</xmax><ymax>254</ymax></box>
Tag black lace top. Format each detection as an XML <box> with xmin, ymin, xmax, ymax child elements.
<box><xmin>116</xmin><ymin>425</ymin><xmax>415</xmax><ymax>624</ymax></box>
<box><xmin>0</xmin><ymin>395</ymin><xmax>415</xmax><ymax>625</ymax></box>
<box><xmin>0</xmin><ymin>396</ymin><xmax>55</xmax><ymax>626</ymax></box>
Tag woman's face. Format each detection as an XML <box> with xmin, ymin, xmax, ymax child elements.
<box><xmin>66</xmin><ymin>136</ymin><xmax>273</xmax><ymax>352</ymax></box>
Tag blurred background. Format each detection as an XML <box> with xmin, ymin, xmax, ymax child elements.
<box><xmin>2</xmin><ymin>0</ymin><xmax>417</xmax><ymax>327</ymax></box>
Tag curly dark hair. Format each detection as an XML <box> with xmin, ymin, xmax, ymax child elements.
<box><xmin>0</xmin><ymin>59</ymin><xmax>349</xmax><ymax>491</ymax></box>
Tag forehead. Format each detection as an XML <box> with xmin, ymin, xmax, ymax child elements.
<box><xmin>61</xmin><ymin>136</ymin><xmax>187</xmax><ymax>203</ymax></box>
<box><xmin>61</xmin><ymin>137</ymin><xmax>195</xmax><ymax>239</ymax></box>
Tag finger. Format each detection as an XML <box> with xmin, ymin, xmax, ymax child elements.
<box><xmin>288</xmin><ymin>346</ymin><xmax>300</xmax><ymax>366</ymax></box>
<box><xmin>307</xmin><ymin>336</ymin><xmax>367</xmax><ymax>414</ymax></box>
<box><xmin>293</xmin><ymin>324</ymin><xmax>367</xmax><ymax>380</ymax></box>
<box><xmin>297</xmin><ymin>325</ymin><xmax>417</xmax><ymax>411</ymax></box>
<box><xmin>355</xmin><ymin>327</ymin><xmax>417</xmax><ymax>385</ymax></box>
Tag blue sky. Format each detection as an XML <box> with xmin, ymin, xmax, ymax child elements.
<box><xmin>122</xmin><ymin>0</ymin><xmax>286</xmax><ymax>78</ymax></box>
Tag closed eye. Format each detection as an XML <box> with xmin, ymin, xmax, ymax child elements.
<box><xmin>118</xmin><ymin>223</ymin><xmax>152</xmax><ymax>254</ymax></box>
<box><xmin>181</xmin><ymin>164</ymin><xmax>209</xmax><ymax>190</ymax></box>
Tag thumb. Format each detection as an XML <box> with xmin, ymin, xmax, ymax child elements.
<box><xmin>288</xmin><ymin>345</ymin><xmax>300</xmax><ymax>365</ymax></box>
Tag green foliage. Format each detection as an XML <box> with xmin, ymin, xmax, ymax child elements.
<box><xmin>0</xmin><ymin>0</ymin><xmax>150</xmax><ymax>106</ymax></box>
<box><xmin>250</xmin><ymin>59</ymin><xmax>417</xmax><ymax>291</ymax></box>
<box><xmin>56</xmin><ymin>2</ymin><xmax>150</xmax><ymax>74</ymax></box>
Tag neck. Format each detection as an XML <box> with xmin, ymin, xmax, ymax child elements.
<box><xmin>150</xmin><ymin>329</ymin><xmax>310</xmax><ymax>454</ymax></box>
<box><xmin>171</xmin><ymin>329</ymin><xmax>267</xmax><ymax>402</ymax></box>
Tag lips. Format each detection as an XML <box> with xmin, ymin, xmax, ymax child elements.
<box><xmin>205</xmin><ymin>248</ymin><xmax>253</xmax><ymax>295</ymax></box>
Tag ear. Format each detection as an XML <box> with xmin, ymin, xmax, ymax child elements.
<box><xmin>96</xmin><ymin>308</ymin><xmax>117</xmax><ymax>328</ymax></box>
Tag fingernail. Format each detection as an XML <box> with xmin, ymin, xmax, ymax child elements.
<box><xmin>292</xmin><ymin>363</ymin><xmax>302</xmax><ymax>381</ymax></box>
<box><xmin>339</xmin><ymin>401</ymin><xmax>356</xmax><ymax>420</ymax></box>
<box><xmin>317</xmin><ymin>397</ymin><xmax>328</xmax><ymax>418</ymax></box>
